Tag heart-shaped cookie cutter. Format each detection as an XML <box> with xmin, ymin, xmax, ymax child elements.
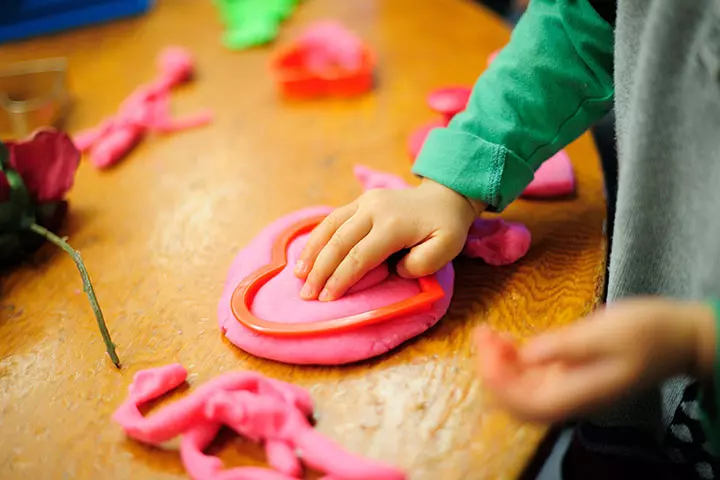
<box><xmin>231</xmin><ymin>214</ymin><xmax>445</xmax><ymax>337</ymax></box>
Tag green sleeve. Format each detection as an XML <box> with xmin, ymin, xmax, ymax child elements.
<box><xmin>698</xmin><ymin>300</ymin><xmax>720</xmax><ymax>454</ymax></box>
<box><xmin>412</xmin><ymin>0</ymin><xmax>614</xmax><ymax>211</ymax></box>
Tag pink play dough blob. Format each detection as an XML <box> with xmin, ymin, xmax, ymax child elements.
<box><xmin>426</xmin><ymin>87</ymin><xmax>472</xmax><ymax>118</ymax></box>
<box><xmin>218</xmin><ymin>205</ymin><xmax>455</xmax><ymax>365</ymax></box>
<box><xmin>464</xmin><ymin>218</ymin><xmax>531</xmax><ymax>266</ymax></box>
<box><xmin>298</xmin><ymin>21</ymin><xmax>365</xmax><ymax>73</ymax></box>
<box><xmin>522</xmin><ymin>149</ymin><xmax>575</xmax><ymax>198</ymax></box>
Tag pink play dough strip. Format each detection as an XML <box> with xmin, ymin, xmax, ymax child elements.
<box><xmin>74</xmin><ymin>47</ymin><xmax>212</xmax><ymax>169</ymax></box>
<box><xmin>180</xmin><ymin>422</ymin><xmax>299</xmax><ymax>480</ymax></box>
<box><xmin>113</xmin><ymin>364</ymin><xmax>405</xmax><ymax>480</ymax></box>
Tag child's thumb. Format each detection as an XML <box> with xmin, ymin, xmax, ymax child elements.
<box><xmin>396</xmin><ymin>236</ymin><xmax>456</xmax><ymax>278</ymax></box>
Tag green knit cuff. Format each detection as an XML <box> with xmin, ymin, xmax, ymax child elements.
<box><xmin>698</xmin><ymin>299</ymin><xmax>720</xmax><ymax>455</ymax></box>
<box><xmin>412</xmin><ymin>127</ymin><xmax>535</xmax><ymax>212</ymax></box>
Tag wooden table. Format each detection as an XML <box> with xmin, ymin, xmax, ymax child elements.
<box><xmin>0</xmin><ymin>1</ymin><xmax>606</xmax><ymax>478</ymax></box>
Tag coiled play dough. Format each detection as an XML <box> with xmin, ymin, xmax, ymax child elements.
<box><xmin>113</xmin><ymin>363</ymin><xmax>405</xmax><ymax>479</ymax></box>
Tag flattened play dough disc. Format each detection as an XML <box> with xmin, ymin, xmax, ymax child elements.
<box><xmin>218</xmin><ymin>206</ymin><xmax>454</xmax><ymax>365</ymax></box>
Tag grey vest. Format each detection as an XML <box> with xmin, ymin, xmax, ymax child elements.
<box><xmin>595</xmin><ymin>0</ymin><xmax>720</xmax><ymax>438</ymax></box>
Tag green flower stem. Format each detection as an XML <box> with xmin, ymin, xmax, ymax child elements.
<box><xmin>30</xmin><ymin>223</ymin><xmax>120</xmax><ymax>368</ymax></box>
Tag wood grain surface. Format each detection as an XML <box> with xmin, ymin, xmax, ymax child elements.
<box><xmin>0</xmin><ymin>1</ymin><xmax>607</xmax><ymax>479</ymax></box>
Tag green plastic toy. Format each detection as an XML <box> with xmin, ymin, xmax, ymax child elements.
<box><xmin>215</xmin><ymin>0</ymin><xmax>299</xmax><ymax>50</ymax></box>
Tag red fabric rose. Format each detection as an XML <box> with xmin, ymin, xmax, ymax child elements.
<box><xmin>0</xmin><ymin>131</ymin><xmax>119</xmax><ymax>367</ymax></box>
<box><xmin>0</xmin><ymin>129</ymin><xmax>80</xmax><ymax>203</ymax></box>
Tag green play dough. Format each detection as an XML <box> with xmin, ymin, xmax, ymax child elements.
<box><xmin>214</xmin><ymin>0</ymin><xmax>299</xmax><ymax>50</ymax></box>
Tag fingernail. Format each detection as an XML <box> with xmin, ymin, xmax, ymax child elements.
<box><xmin>318</xmin><ymin>288</ymin><xmax>332</xmax><ymax>302</ymax></box>
<box><xmin>295</xmin><ymin>260</ymin><xmax>307</xmax><ymax>276</ymax></box>
<box><xmin>300</xmin><ymin>283</ymin><xmax>315</xmax><ymax>299</ymax></box>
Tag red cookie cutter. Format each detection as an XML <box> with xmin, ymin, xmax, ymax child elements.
<box><xmin>231</xmin><ymin>215</ymin><xmax>445</xmax><ymax>337</ymax></box>
<box><xmin>271</xmin><ymin>22</ymin><xmax>374</xmax><ymax>98</ymax></box>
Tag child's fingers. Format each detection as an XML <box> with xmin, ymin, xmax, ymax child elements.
<box><xmin>396</xmin><ymin>234</ymin><xmax>458</xmax><ymax>278</ymax></box>
<box><xmin>488</xmin><ymin>361</ymin><xmax>623</xmax><ymax>423</ymax></box>
<box><xmin>477</xmin><ymin>327</ymin><xmax>629</xmax><ymax>423</ymax></box>
<box><xmin>519</xmin><ymin>320</ymin><xmax>610</xmax><ymax>365</ymax></box>
<box><xmin>321</xmin><ymin>231</ymin><xmax>403</xmax><ymax>301</ymax></box>
<box><xmin>296</xmin><ymin>205</ymin><xmax>356</xmax><ymax>279</ymax></box>
<box><xmin>475</xmin><ymin>326</ymin><xmax>521</xmax><ymax>382</ymax></box>
<box><xmin>301</xmin><ymin>215</ymin><xmax>372</xmax><ymax>300</ymax></box>
<box><xmin>475</xmin><ymin>326</ymin><xmax>605</xmax><ymax>422</ymax></box>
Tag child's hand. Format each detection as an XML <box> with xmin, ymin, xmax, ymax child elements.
<box><xmin>294</xmin><ymin>178</ymin><xmax>484</xmax><ymax>301</ymax></box>
<box><xmin>475</xmin><ymin>299</ymin><xmax>717</xmax><ymax>423</ymax></box>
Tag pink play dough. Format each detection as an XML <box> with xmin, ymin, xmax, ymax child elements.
<box><xmin>426</xmin><ymin>87</ymin><xmax>472</xmax><ymax>120</ymax></box>
<box><xmin>298</xmin><ymin>21</ymin><xmax>365</xmax><ymax>73</ymax></box>
<box><xmin>74</xmin><ymin>47</ymin><xmax>212</xmax><ymax>169</ymax></box>
<box><xmin>113</xmin><ymin>364</ymin><xmax>405</xmax><ymax>480</ymax></box>
<box><xmin>522</xmin><ymin>150</ymin><xmax>575</xmax><ymax>197</ymax></box>
<box><xmin>464</xmin><ymin>218</ymin><xmax>531</xmax><ymax>266</ymax></box>
<box><xmin>218</xmin><ymin>166</ymin><xmax>530</xmax><ymax>365</ymax></box>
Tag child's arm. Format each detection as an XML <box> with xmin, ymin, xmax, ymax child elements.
<box><xmin>296</xmin><ymin>0</ymin><xmax>615</xmax><ymax>301</ymax></box>
<box><xmin>414</xmin><ymin>0</ymin><xmax>614</xmax><ymax>211</ymax></box>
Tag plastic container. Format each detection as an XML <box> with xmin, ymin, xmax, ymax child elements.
<box><xmin>0</xmin><ymin>0</ymin><xmax>153</xmax><ymax>44</ymax></box>
<box><xmin>0</xmin><ymin>57</ymin><xmax>70</xmax><ymax>139</ymax></box>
